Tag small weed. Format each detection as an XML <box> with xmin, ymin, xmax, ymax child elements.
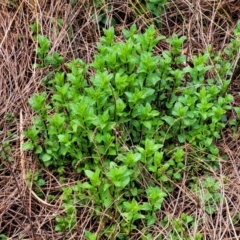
<box><xmin>144</xmin><ymin>0</ymin><xmax>168</xmax><ymax>27</ymax></box>
<box><xmin>161</xmin><ymin>213</ymin><xmax>202</xmax><ymax>240</ymax></box>
<box><xmin>26</xmin><ymin>170</ymin><xmax>45</xmax><ymax>197</ymax></box>
<box><xmin>55</xmin><ymin>187</ymin><xmax>77</xmax><ymax>232</ymax></box>
<box><xmin>5</xmin><ymin>112</ymin><xmax>16</xmax><ymax>123</ymax></box>
<box><xmin>0</xmin><ymin>115</ymin><xmax>17</xmax><ymax>165</ymax></box>
<box><xmin>0</xmin><ymin>141</ymin><xmax>13</xmax><ymax>162</ymax></box>
<box><xmin>30</xmin><ymin>19</ymin><xmax>41</xmax><ymax>35</ymax></box>
<box><xmin>85</xmin><ymin>231</ymin><xmax>97</xmax><ymax>240</ymax></box>
<box><xmin>30</xmin><ymin>21</ymin><xmax>64</xmax><ymax>69</ymax></box>
<box><xmin>229</xmin><ymin>106</ymin><xmax>240</xmax><ymax>138</ymax></box>
<box><xmin>90</xmin><ymin>0</ymin><xmax>117</xmax><ymax>29</ymax></box>
<box><xmin>232</xmin><ymin>213</ymin><xmax>240</xmax><ymax>225</ymax></box>
<box><xmin>191</xmin><ymin>176</ymin><xmax>222</xmax><ymax>215</ymax></box>
<box><xmin>33</xmin><ymin>34</ymin><xmax>63</xmax><ymax>68</ymax></box>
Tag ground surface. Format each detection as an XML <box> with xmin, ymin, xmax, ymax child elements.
<box><xmin>0</xmin><ymin>0</ymin><xmax>240</xmax><ymax>239</ymax></box>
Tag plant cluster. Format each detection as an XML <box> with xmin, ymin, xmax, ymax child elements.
<box><xmin>26</xmin><ymin>170</ymin><xmax>45</xmax><ymax>198</ymax></box>
<box><xmin>0</xmin><ymin>115</ymin><xmax>16</xmax><ymax>165</ymax></box>
<box><xmin>23</xmin><ymin>23</ymin><xmax>240</xmax><ymax>238</ymax></box>
<box><xmin>91</xmin><ymin>0</ymin><xmax>117</xmax><ymax>28</ymax></box>
<box><xmin>87</xmin><ymin>0</ymin><xmax>168</xmax><ymax>29</ymax></box>
<box><xmin>161</xmin><ymin>213</ymin><xmax>202</xmax><ymax>240</ymax></box>
<box><xmin>190</xmin><ymin>176</ymin><xmax>222</xmax><ymax>215</ymax></box>
<box><xmin>210</xmin><ymin>22</ymin><xmax>240</xmax><ymax>137</ymax></box>
<box><xmin>0</xmin><ymin>140</ymin><xmax>13</xmax><ymax>162</ymax></box>
<box><xmin>143</xmin><ymin>0</ymin><xmax>168</xmax><ymax>27</ymax></box>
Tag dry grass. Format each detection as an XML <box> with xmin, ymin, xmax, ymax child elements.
<box><xmin>0</xmin><ymin>0</ymin><xmax>240</xmax><ymax>239</ymax></box>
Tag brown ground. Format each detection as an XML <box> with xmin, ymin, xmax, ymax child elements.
<box><xmin>0</xmin><ymin>0</ymin><xmax>240</xmax><ymax>239</ymax></box>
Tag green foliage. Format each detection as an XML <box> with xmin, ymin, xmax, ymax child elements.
<box><xmin>32</xmin><ymin>33</ymin><xmax>63</xmax><ymax>69</ymax></box>
<box><xmin>191</xmin><ymin>176</ymin><xmax>222</xmax><ymax>215</ymax></box>
<box><xmin>229</xmin><ymin>106</ymin><xmax>240</xmax><ymax>138</ymax></box>
<box><xmin>26</xmin><ymin>170</ymin><xmax>45</xmax><ymax>197</ymax></box>
<box><xmin>0</xmin><ymin>234</ymin><xmax>7</xmax><ymax>240</ymax></box>
<box><xmin>0</xmin><ymin>140</ymin><xmax>13</xmax><ymax>161</ymax></box>
<box><xmin>30</xmin><ymin>20</ymin><xmax>41</xmax><ymax>35</ymax></box>
<box><xmin>161</xmin><ymin>213</ymin><xmax>203</xmax><ymax>240</ymax></box>
<box><xmin>89</xmin><ymin>0</ymin><xmax>168</xmax><ymax>30</ymax></box>
<box><xmin>55</xmin><ymin>186</ymin><xmax>77</xmax><ymax>232</ymax></box>
<box><xmin>232</xmin><ymin>213</ymin><xmax>240</xmax><ymax>225</ymax></box>
<box><xmin>0</xmin><ymin>129</ymin><xmax>16</xmax><ymax>163</ymax></box>
<box><xmin>85</xmin><ymin>231</ymin><xmax>97</xmax><ymax>240</ymax></box>
<box><xmin>213</xmin><ymin>21</ymin><xmax>240</xmax><ymax>137</ymax></box>
<box><xmin>23</xmin><ymin>23</ymin><xmax>239</xmax><ymax>238</ymax></box>
<box><xmin>146</xmin><ymin>0</ymin><xmax>167</xmax><ymax>15</ymax></box>
<box><xmin>0</xmin><ymin>115</ymin><xmax>17</xmax><ymax>169</ymax></box>
<box><xmin>5</xmin><ymin>112</ymin><xmax>16</xmax><ymax>123</ymax></box>
<box><xmin>145</xmin><ymin>0</ymin><xmax>168</xmax><ymax>25</ymax></box>
<box><xmin>225</xmin><ymin>21</ymin><xmax>240</xmax><ymax>59</ymax></box>
<box><xmin>90</xmin><ymin>0</ymin><xmax>117</xmax><ymax>28</ymax></box>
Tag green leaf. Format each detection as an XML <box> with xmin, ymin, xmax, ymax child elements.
<box><xmin>22</xmin><ymin>141</ymin><xmax>34</xmax><ymax>151</ymax></box>
<box><xmin>81</xmin><ymin>182</ymin><xmax>94</xmax><ymax>189</ymax></box>
<box><xmin>146</xmin><ymin>186</ymin><xmax>167</xmax><ymax>210</ymax></box>
<box><xmin>102</xmin><ymin>27</ymin><xmax>115</xmax><ymax>45</ymax></box>
<box><xmin>173</xmin><ymin>172</ymin><xmax>182</xmax><ymax>180</ymax></box>
<box><xmin>41</xmin><ymin>153</ymin><xmax>52</xmax><ymax>165</ymax></box>
<box><xmin>153</xmin><ymin>152</ymin><xmax>163</xmax><ymax>166</ymax></box>
<box><xmin>58</xmin><ymin>134</ymin><xmax>69</xmax><ymax>143</ymax></box>
<box><xmin>177</xmin><ymin>134</ymin><xmax>185</xmax><ymax>143</ymax></box>
<box><xmin>28</xmin><ymin>92</ymin><xmax>46</xmax><ymax>112</ymax></box>
<box><xmin>0</xmin><ymin>234</ymin><xmax>7</xmax><ymax>240</ymax></box>
<box><xmin>122</xmin><ymin>24</ymin><xmax>137</xmax><ymax>39</ymax></box>
<box><xmin>147</xmin><ymin>214</ymin><xmax>157</xmax><ymax>226</ymax></box>
<box><xmin>45</xmin><ymin>52</ymin><xmax>64</xmax><ymax>68</ymax></box>
<box><xmin>234</xmin><ymin>107</ymin><xmax>240</xmax><ymax>119</ymax></box>
<box><xmin>106</xmin><ymin>165</ymin><xmax>132</xmax><ymax>188</ymax></box>
<box><xmin>143</xmin><ymin>121</ymin><xmax>152</xmax><ymax>129</ymax></box>
<box><xmin>146</xmin><ymin>72</ymin><xmax>160</xmax><ymax>86</ymax></box>
<box><xmin>172</xmin><ymin>102</ymin><xmax>188</xmax><ymax>117</ymax></box>
<box><xmin>141</xmin><ymin>202</ymin><xmax>152</xmax><ymax>211</ymax></box>
<box><xmin>85</xmin><ymin>231</ymin><xmax>97</xmax><ymax>240</ymax></box>
<box><xmin>84</xmin><ymin>169</ymin><xmax>101</xmax><ymax>187</ymax></box>
<box><xmin>37</xmin><ymin>178</ymin><xmax>45</xmax><ymax>187</ymax></box>
<box><xmin>99</xmin><ymin>183</ymin><xmax>112</xmax><ymax>207</ymax></box>
<box><xmin>35</xmin><ymin>146</ymin><xmax>43</xmax><ymax>154</ymax></box>
<box><xmin>162</xmin><ymin>115</ymin><xmax>175</xmax><ymax>125</ymax></box>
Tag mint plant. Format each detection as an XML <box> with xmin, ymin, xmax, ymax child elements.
<box><xmin>0</xmin><ymin>140</ymin><xmax>13</xmax><ymax>162</ymax></box>
<box><xmin>26</xmin><ymin>170</ymin><xmax>45</xmax><ymax>197</ymax></box>
<box><xmin>229</xmin><ymin>106</ymin><xmax>240</xmax><ymax>137</ymax></box>
<box><xmin>30</xmin><ymin>25</ymin><xmax>63</xmax><ymax>69</ymax></box>
<box><xmin>55</xmin><ymin>187</ymin><xmax>77</xmax><ymax>232</ymax></box>
<box><xmin>137</xmin><ymin>0</ymin><xmax>168</xmax><ymax>28</ymax></box>
<box><xmin>161</xmin><ymin>213</ymin><xmax>203</xmax><ymax>240</ymax></box>
<box><xmin>89</xmin><ymin>0</ymin><xmax>117</xmax><ymax>29</ymax></box>
<box><xmin>23</xmin><ymin>23</ymin><xmax>239</xmax><ymax>238</ymax></box>
<box><xmin>190</xmin><ymin>176</ymin><xmax>222</xmax><ymax>215</ymax></box>
<box><xmin>145</xmin><ymin>0</ymin><xmax>168</xmax><ymax>18</ymax></box>
<box><xmin>85</xmin><ymin>231</ymin><xmax>97</xmax><ymax>240</ymax></box>
<box><xmin>0</xmin><ymin>129</ymin><xmax>17</xmax><ymax>163</ymax></box>
<box><xmin>142</xmin><ymin>186</ymin><xmax>167</xmax><ymax>225</ymax></box>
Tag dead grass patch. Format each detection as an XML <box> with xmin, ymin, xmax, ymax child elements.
<box><xmin>0</xmin><ymin>0</ymin><xmax>240</xmax><ymax>239</ymax></box>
